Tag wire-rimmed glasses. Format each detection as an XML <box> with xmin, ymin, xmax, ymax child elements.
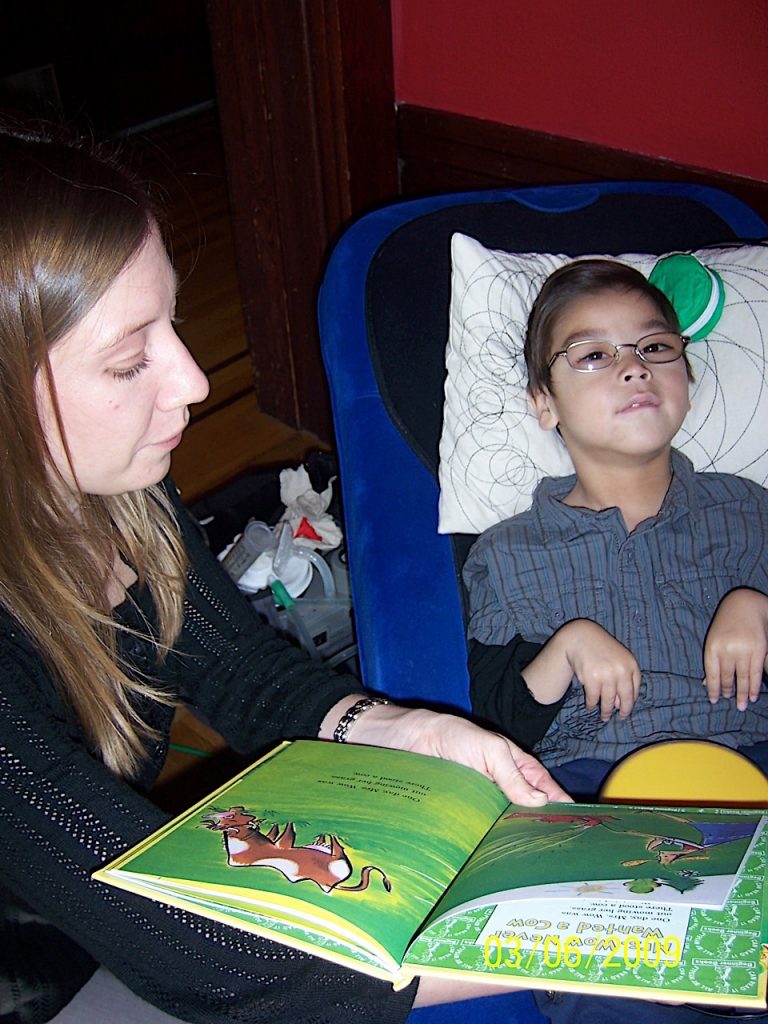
<box><xmin>547</xmin><ymin>332</ymin><xmax>689</xmax><ymax>372</ymax></box>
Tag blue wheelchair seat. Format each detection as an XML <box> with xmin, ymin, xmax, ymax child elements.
<box><xmin>317</xmin><ymin>182</ymin><xmax>767</xmax><ymax>1022</ymax></box>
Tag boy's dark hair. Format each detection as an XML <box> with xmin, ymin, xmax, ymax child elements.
<box><xmin>524</xmin><ymin>259</ymin><xmax>687</xmax><ymax>395</ymax></box>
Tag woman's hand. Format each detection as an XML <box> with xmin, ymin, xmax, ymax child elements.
<box><xmin>320</xmin><ymin>697</ymin><xmax>571</xmax><ymax>805</ymax></box>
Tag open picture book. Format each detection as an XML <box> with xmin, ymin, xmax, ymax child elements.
<box><xmin>94</xmin><ymin>740</ymin><xmax>768</xmax><ymax>1008</ymax></box>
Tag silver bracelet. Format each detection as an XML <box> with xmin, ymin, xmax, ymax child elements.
<box><xmin>333</xmin><ymin>696</ymin><xmax>390</xmax><ymax>743</ymax></box>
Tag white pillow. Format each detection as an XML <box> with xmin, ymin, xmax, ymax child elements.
<box><xmin>438</xmin><ymin>234</ymin><xmax>768</xmax><ymax>534</ymax></box>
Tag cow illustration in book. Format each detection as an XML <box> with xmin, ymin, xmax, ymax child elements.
<box><xmin>202</xmin><ymin>806</ymin><xmax>391</xmax><ymax>895</ymax></box>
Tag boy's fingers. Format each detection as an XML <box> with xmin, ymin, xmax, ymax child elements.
<box><xmin>582</xmin><ymin>681</ymin><xmax>599</xmax><ymax>711</ymax></box>
<box><xmin>750</xmin><ymin>666</ymin><xmax>764</xmax><ymax>702</ymax></box>
<box><xmin>615</xmin><ymin>665</ymin><xmax>641</xmax><ymax>719</ymax></box>
<box><xmin>735</xmin><ymin>659</ymin><xmax>763</xmax><ymax>712</ymax></box>
<box><xmin>612</xmin><ymin>681</ymin><xmax>630</xmax><ymax>719</ymax></box>
<box><xmin>703</xmin><ymin>645</ymin><xmax>729</xmax><ymax>702</ymax></box>
<box><xmin>719</xmin><ymin>673</ymin><xmax>736</xmax><ymax>699</ymax></box>
<box><xmin>599</xmin><ymin>685</ymin><xmax>616</xmax><ymax>721</ymax></box>
<box><xmin>704</xmin><ymin>648</ymin><xmax>765</xmax><ymax>708</ymax></box>
<box><xmin>619</xmin><ymin>683</ymin><xmax>638</xmax><ymax>718</ymax></box>
<box><xmin>702</xmin><ymin>667</ymin><xmax>723</xmax><ymax>704</ymax></box>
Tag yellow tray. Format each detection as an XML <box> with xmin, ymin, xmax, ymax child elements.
<box><xmin>600</xmin><ymin>740</ymin><xmax>768</xmax><ymax>808</ymax></box>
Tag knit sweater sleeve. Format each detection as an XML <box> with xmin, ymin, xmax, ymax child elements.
<box><xmin>0</xmin><ymin>487</ymin><xmax>416</xmax><ymax>1023</ymax></box>
<box><xmin>0</xmin><ymin>638</ymin><xmax>416</xmax><ymax>1023</ymax></box>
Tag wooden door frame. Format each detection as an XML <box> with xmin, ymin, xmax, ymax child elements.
<box><xmin>206</xmin><ymin>0</ymin><xmax>398</xmax><ymax>441</ymax></box>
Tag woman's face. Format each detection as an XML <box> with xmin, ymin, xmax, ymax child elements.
<box><xmin>36</xmin><ymin>226</ymin><xmax>210</xmax><ymax>496</ymax></box>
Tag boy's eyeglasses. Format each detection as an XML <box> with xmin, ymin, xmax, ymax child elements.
<box><xmin>547</xmin><ymin>332</ymin><xmax>690</xmax><ymax>372</ymax></box>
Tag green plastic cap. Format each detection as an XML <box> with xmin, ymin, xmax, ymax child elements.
<box><xmin>648</xmin><ymin>253</ymin><xmax>725</xmax><ymax>342</ymax></box>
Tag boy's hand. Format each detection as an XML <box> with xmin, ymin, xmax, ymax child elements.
<box><xmin>524</xmin><ymin>619</ymin><xmax>641</xmax><ymax>721</ymax></box>
<box><xmin>704</xmin><ymin>589</ymin><xmax>768</xmax><ymax>711</ymax></box>
<box><xmin>563</xmin><ymin>620</ymin><xmax>642</xmax><ymax>721</ymax></box>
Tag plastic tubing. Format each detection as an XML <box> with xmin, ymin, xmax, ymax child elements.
<box><xmin>272</xmin><ymin>522</ymin><xmax>336</xmax><ymax>598</ymax></box>
<box><xmin>285</xmin><ymin>606</ymin><xmax>322</xmax><ymax>660</ymax></box>
<box><xmin>269</xmin><ymin>578</ymin><xmax>322</xmax><ymax>660</ymax></box>
<box><xmin>299</xmin><ymin>549</ymin><xmax>336</xmax><ymax>597</ymax></box>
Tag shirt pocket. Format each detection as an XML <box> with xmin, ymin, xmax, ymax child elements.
<box><xmin>506</xmin><ymin>577</ymin><xmax>611</xmax><ymax>643</ymax></box>
<box><xmin>656</xmin><ymin>569</ymin><xmax>734</xmax><ymax>671</ymax></box>
<box><xmin>657</xmin><ymin>569</ymin><xmax>736</xmax><ymax>612</ymax></box>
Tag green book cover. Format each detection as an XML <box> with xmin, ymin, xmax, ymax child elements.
<box><xmin>94</xmin><ymin>740</ymin><xmax>768</xmax><ymax>1006</ymax></box>
<box><xmin>403</xmin><ymin>803</ymin><xmax>768</xmax><ymax>1008</ymax></box>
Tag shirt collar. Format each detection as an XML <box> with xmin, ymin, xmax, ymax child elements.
<box><xmin>534</xmin><ymin>448</ymin><xmax>695</xmax><ymax>540</ymax></box>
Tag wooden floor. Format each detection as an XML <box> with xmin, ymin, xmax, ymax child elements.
<box><xmin>132</xmin><ymin>108</ymin><xmax>328</xmax><ymax>506</ymax></box>
<box><xmin>130</xmin><ymin>109</ymin><xmax>331</xmax><ymax>805</ymax></box>
<box><xmin>152</xmin><ymin>706</ymin><xmax>247</xmax><ymax>815</ymax></box>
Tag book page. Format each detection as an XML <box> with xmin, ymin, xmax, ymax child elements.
<box><xmin>402</xmin><ymin>805</ymin><xmax>768</xmax><ymax>1007</ymax></box>
<box><xmin>96</xmin><ymin>740</ymin><xmax>508</xmax><ymax>969</ymax></box>
<box><xmin>430</xmin><ymin>804</ymin><xmax>766</xmax><ymax>919</ymax></box>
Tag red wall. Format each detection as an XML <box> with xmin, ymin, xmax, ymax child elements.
<box><xmin>392</xmin><ymin>0</ymin><xmax>768</xmax><ymax>182</ymax></box>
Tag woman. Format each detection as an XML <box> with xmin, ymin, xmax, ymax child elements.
<box><xmin>0</xmin><ymin>123</ymin><xmax>566</xmax><ymax>1024</ymax></box>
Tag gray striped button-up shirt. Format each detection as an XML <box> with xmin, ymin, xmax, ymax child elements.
<box><xmin>464</xmin><ymin>451</ymin><xmax>768</xmax><ymax>766</ymax></box>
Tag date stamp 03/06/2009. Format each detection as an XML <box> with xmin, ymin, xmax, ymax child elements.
<box><xmin>482</xmin><ymin>932</ymin><xmax>682</xmax><ymax>972</ymax></box>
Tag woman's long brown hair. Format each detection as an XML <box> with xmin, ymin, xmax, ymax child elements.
<box><xmin>0</xmin><ymin>123</ymin><xmax>187</xmax><ymax>777</ymax></box>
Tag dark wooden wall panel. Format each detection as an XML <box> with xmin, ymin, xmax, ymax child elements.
<box><xmin>397</xmin><ymin>105</ymin><xmax>768</xmax><ymax>225</ymax></box>
<box><xmin>206</xmin><ymin>0</ymin><xmax>397</xmax><ymax>441</ymax></box>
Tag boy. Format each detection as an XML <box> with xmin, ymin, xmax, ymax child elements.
<box><xmin>464</xmin><ymin>259</ymin><xmax>768</xmax><ymax>795</ymax></box>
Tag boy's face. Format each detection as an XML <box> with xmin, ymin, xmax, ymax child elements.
<box><xmin>531</xmin><ymin>288</ymin><xmax>690</xmax><ymax>470</ymax></box>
